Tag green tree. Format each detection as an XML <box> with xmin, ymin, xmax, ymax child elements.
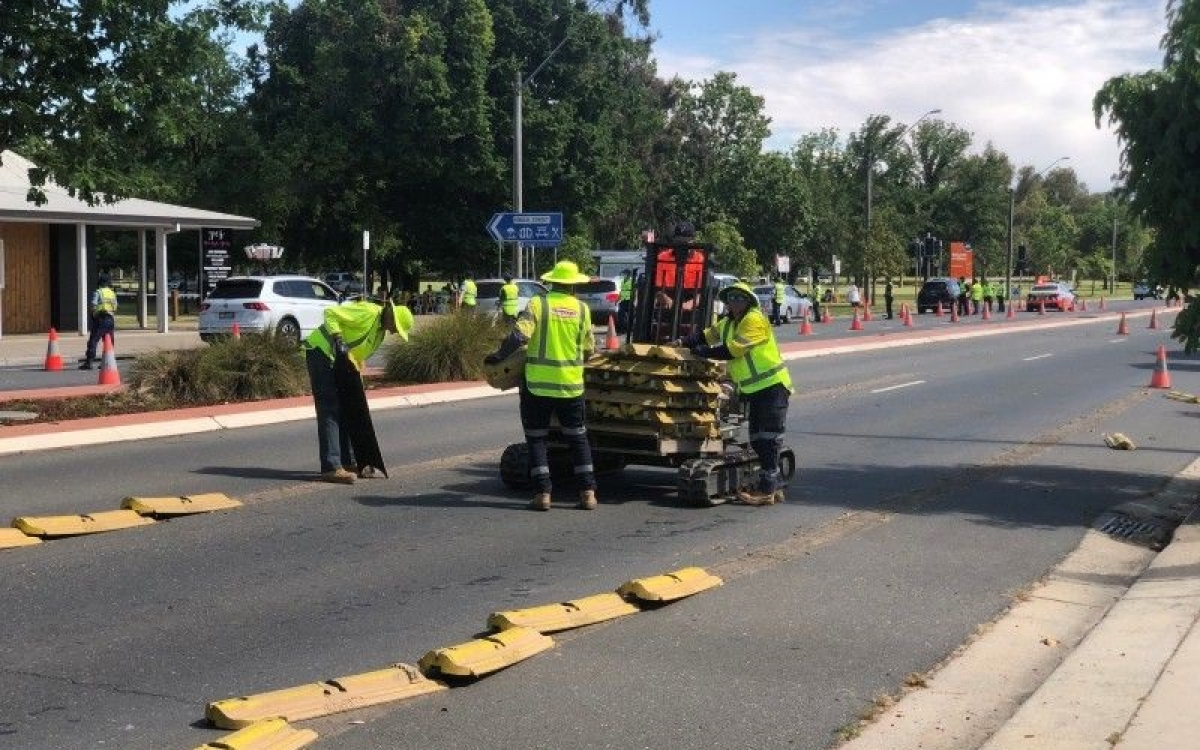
<box><xmin>698</xmin><ymin>220</ymin><xmax>758</xmax><ymax>280</ymax></box>
<box><xmin>1095</xmin><ymin>0</ymin><xmax>1200</xmax><ymax>349</ymax></box>
<box><xmin>790</xmin><ymin>128</ymin><xmax>856</xmax><ymax>281</ymax></box>
<box><xmin>0</xmin><ymin>0</ymin><xmax>270</xmax><ymax>204</ymax></box>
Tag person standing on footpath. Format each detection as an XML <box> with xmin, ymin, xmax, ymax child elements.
<box><xmin>970</xmin><ymin>277</ymin><xmax>984</xmax><ymax>315</ymax></box>
<box><xmin>884</xmin><ymin>279</ymin><xmax>895</xmax><ymax>320</ymax></box>
<box><xmin>302</xmin><ymin>298</ymin><xmax>413</xmax><ymax>484</ymax></box>
<box><xmin>957</xmin><ymin>277</ymin><xmax>970</xmax><ymax>316</ymax></box>
<box><xmin>771</xmin><ymin>277</ymin><xmax>785</xmax><ymax>326</ymax></box>
<box><xmin>497</xmin><ymin>274</ymin><xmax>520</xmax><ymax>323</ymax></box>
<box><xmin>461</xmin><ymin>274</ymin><xmax>478</xmax><ymax>312</ymax></box>
<box><xmin>485</xmin><ymin>260</ymin><xmax>598</xmax><ymax>511</ymax></box>
<box><xmin>80</xmin><ymin>272</ymin><xmax>118</xmax><ymax>370</ymax></box>
<box><xmin>846</xmin><ymin>283</ymin><xmax>861</xmax><ymax>309</ymax></box>
<box><xmin>810</xmin><ymin>277</ymin><xmax>822</xmax><ymax>322</ymax></box>
<box><xmin>683</xmin><ymin>281</ymin><xmax>792</xmax><ymax>505</ymax></box>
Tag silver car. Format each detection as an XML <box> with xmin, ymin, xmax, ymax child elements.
<box><xmin>199</xmin><ymin>275</ymin><xmax>342</xmax><ymax>344</ymax></box>
<box><xmin>575</xmin><ymin>277</ymin><xmax>622</xmax><ymax>324</ymax></box>
<box><xmin>752</xmin><ymin>284</ymin><xmax>812</xmax><ymax>323</ymax></box>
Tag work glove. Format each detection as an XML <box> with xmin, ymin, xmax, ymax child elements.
<box><xmin>333</xmin><ymin>335</ymin><xmax>350</xmax><ymax>359</ymax></box>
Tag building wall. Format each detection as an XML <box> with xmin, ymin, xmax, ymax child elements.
<box><xmin>0</xmin><ymin>222</ymin><xmax>50</xmax><ymax>334</ymax></box>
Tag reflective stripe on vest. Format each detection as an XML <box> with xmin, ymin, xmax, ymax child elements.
<box><xmin>525</xmin><ymin>294</ymin><xmax>588</xmax><ymax>398</ymax></box>
<box><xmin>720</xmin><ymin>309</ymin><xmax>792</xmax><ymax>395</ymax></box>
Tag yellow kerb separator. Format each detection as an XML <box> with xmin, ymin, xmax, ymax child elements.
<box><xmin>488</xmin><ymin>592</ymin><xmax>640</xmax><ymax>633</ymax></box>
<box><xmin>122</xmin><ymin>492</ymin><xmax>242</xmax><ymax>517</ymax></box>
<box><xmin>0</xmin><ymin>528</ymin><xmax>42</xmax><ymax>549</ymax></box>
<box><xmin>12</xmin><ymin>509</ymin><xmax>155</xmax><ymax>538</ymax></box>
<box><xmin>617</xmin><ymin>566</ymin><xmax>723</xmax><ymax>602</ymax></box>
<box><xmin>205</xmin><ymin>664</ymin><xmax>445</xmax><ymax>730</ymax></box>
<box><xmin>194</xmin><ymin>717</ymin><xmax>317</xmax><ymax>750</ymax></box>
<box><xmin>417</xmin><ymin>625</ymin><xmax>554</xmax><ymax>678</ymax></box>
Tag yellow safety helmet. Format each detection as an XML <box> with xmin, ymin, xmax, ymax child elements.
<box><xmin>540</xmin><ymin>260</ymin><xmax>590</xmax><ymax>285</ymax></box>
<box><xmin>718</xmin><ymin>281</ymin><xmax>759</xmax><ymax>307</ymax></box>
<box><xmin>389</xmin><ymin>302</ymin><xmax>414</xmax><ymax>341</ymax></box>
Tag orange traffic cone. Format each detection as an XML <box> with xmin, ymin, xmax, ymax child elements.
<box><xmin>1038</xmin><ymin>300</ymin><xmax>1045</xmax><ymax>315</ymax></box>
<box><xmin>1080</xmin><ymin>298</ymin><xmax>1087</xmax><ymax>312</ymax></box>
<box><xmin>849</xmin><ymin>309</ymin><xmax>863</xmax><ymax>331</ymax></box>
<box><xmin>799</xmin><ymin>309</ymin><xmax>813</xmax><ymax>336</ymax></box>
<box><xmin>1149</xmin><ymin>345</ymin><xmax>1171</xmax><ymax>389</ymax></box>
<box><xmin>605</xmin><ymin>314</ymin><xmax>620</xmax><ymax>350</ymax></box>
<box><xmin>936</xmin><ymin>301</ymin><xmax>944</xmax><ymax>317</ymax></box>
<box><xmin>903</xmin><ymin>307</ymin><xmax>914</xmax><ymax>327</ymax></box>
<box><xmin>982</xmin><ymin>304</ymin><xmax>991</xmax><ymax>321</ymax></box>
<box><xmin>1099</xmin><ymin>296</ymin><xmax>1107</xmax><ymax>310</ymax></box>
<box><xmin>231</xmin><ymin>322</ymin><xmax>241</xmax><ymax>339</ymax></box>
<box><xmin>44</xmin><ymin>328</ymin><xmax>63</xmax><ymax>371</ymax></box>
<box><xmin>97</xmin><ymin>334</ymin><xmax>120</xmax><ymax>385</ymax></box>
<box><xmin>1006</xmin><ymin>303</ymin><xmax>1015</xmax><ymax>319</ymax></box>
<box><xmin>950</xmin><ymin>303</ymin><xmax>959</xmax><ymax>323</ymax></box>
<box><xmin>1117</xmin><ymin>312</ymin><xmax>1129</xmax><ymax>335</ymax></box>
<box><xmin>862</xmin><ymin>303</ymin><xmax>872</xmax><ymax>322</ymax></box>
<box><xmin>1148</xmin><ymin>308</ymin><xmax>1159</xmax><ymax>330</ymax></box>
<box><xmin>821</xmin><ymin>307</ymin><xmax>831</xmax><ymax>324</ymax></box>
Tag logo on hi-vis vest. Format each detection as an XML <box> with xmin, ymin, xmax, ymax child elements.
<box><xmin>551</xmin><ymin>307</ymin><xmax>580</xmax><ymax>320</ymax></box>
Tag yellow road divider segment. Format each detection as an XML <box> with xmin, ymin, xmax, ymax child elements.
<box><xmin>206</xmin><ymin>664</ymin><xmax>444</xmax><ymax>729</ymax></box>
<box><xmin>488</xmin><ymin>592</ymin><xmax>640</xmax><ymax>633</ymax></box>
<box><xmin>0</xmin><ymin>528</ymin><xmax>41</xmax><ymax>549</ymax></box>
<box><xmin>12</xmin><ymin>509</ymin><xmax>155</xmax><ymax>538</ymax></box>
<box><xmin>122</xmin><ymin>492</ymin><xmax>242</xmax><ymax>516</ymax></box>
<box><xmin>418</xmin><ymin>626</ymin><xmax>554</xmax><ymax>678</ymax></box>
<box><xmin>194</xmin><ymin>717</ymin><xmax>317</xmax><ymax>749</ymax></box>
<box><xmin>617</xmin><ymin>566</ymin><xmax>723</xmax><ymax>602</ymax></box>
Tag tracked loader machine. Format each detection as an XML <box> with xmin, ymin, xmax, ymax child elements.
<box><xmin>494</xmin><ymin>239</ymin><xmax>795</xmax><ymax>505</ymax></box>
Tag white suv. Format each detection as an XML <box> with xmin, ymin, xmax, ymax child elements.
<box><xmin>199</xmin><ymin>275</ymin><xmax>342</xmax><ymax>345</ymax></box>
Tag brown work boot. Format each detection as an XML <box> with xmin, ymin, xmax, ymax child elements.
<box><xmin>577</xmin><ymin>489</ymin><xmax>597</xmax><ymax>510</ymax></box>
<box><xmin>320</xmin><ymin>468</ymin><xmax>357</xmax><ymax>485</ymax></box>
<box><xmin>345</xmin><ymin>464</ymin><xmax>376</xmax><ymax>479</ymax></box>
<box><xmin>772</xmin><ymin>489</ymin><xmax>786</xmax><ymax>504</ymax></box>
<box><xmin>530</xmin><ymin>492</ymin><xmax>551</xmax><ymax>511</ymax></box>
<box><xmin>736</xmin><ymin>487</ymin><xmax>775</xmax><ymax>506</ymax></box>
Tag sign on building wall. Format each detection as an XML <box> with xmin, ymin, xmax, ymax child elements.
<box><xmin>201</xmin><ymin>228</ymin><xmax>233</xmax><ymax>295</ymax></box>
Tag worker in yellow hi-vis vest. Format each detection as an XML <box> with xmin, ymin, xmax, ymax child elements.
<box><xmin>80</xmin><ymin>273</ymin><xmax>118</xmax><ymax>370</ymax></box>
<box><xmin>486</xmin><ymin>261</ymin><xmax>597</xmax><ymax>512</ymax></box>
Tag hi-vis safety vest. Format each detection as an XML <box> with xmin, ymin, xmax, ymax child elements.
<box><xmin>773</xmin><ymin>282</ymin><xmax>785</xmax><ymax>303</ymax></box>
<box><xmin>619</xmin><ymin>276</ymin><xmax>633</xmax><ymax>302</ymax></box>
<box><xmin>462</xmin><ymin>279</ymin><xmax>477</xmax><ymax>307</ymax></box>
<box><xmin>499</xmin><ymin>282</ymin><xmax>520</xmax><ymax>316</ymax></box>
<box><xmin>92</xmin><ymin>287</ymin><xmax>118</xmax><ymax>316</ymax></box>
<box><xmin>303</xmin><ymin>301</ymin><xmax>387</xmax><ymax>370</ymax></box>
<box><xmin>701</xmin><ymin>306</ymin><xmax>792</xmax><ymax>396</ymax></box>
<box><xmin>517</xmin><ymin>292</ymin><xmax>593</xmax><ymax>398</ymax></box>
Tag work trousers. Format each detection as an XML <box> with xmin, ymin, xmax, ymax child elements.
<box><xmin>745</xmin><ymin>383</ymin><xmax>790</xmax><ymax>493</ymax></box>
<box><xmin>84</xmin><ymin>313</ymin><xmax>115</xmax><ymax>362</ymax></box>
<box><xmin>306</xmin><ymin>347</ymin><xmax>356</xmax><ymax>473</ymax></box>
<box><xmin>519</xmin><ymin>388</ymin><xmax>596</xmax><ymax>495</ymax></box>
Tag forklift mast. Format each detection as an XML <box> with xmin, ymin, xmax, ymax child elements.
<box><xmin>628</xmin><ymin>240</ymin><xmax>719</xmax><ymax>345</ymax></box>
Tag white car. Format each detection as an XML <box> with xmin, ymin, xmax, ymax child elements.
<box><xmin>471</xmin><ymin>278</ymin><xmax>548</xmax><ymax>317</ymax></box>
<box><xmin>199</xmin><ymin>275</ymin><xmax>343</xmax><ymax>344</ymax></box>
<box><xmin>752</xmin><ymin>284</ymin><xmax>812</xmax><ymax>323</ymax></box>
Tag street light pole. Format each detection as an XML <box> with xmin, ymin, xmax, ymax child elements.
<box><xmin>865</xmin><ymin>108</ymin><xmax>939</xmax><ymax>290</ymax></box>
<box><xmin>1004</xmin><ymin>156</ymin><xmax>1069</xmax><ymax>307</ymax></box>
<box><xmin>513</xmin><ymin>35</ymin><xmax>569</xmax><ymax>279</ymax></box>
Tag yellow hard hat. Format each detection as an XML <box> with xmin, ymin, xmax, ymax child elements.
<box><xmin>719</xmin><ymin>281</ymin><xmax>759</xmax><ymax>306</ymax></box>
<box><xmin>540</xmin><ymin>260</ymin><xmax>590</xmax><ymax>285</ymax></box>
<box><xmin>391</xmin><ymin>303</ymin><xmax>414</xmax><ymax>341</ymax></box>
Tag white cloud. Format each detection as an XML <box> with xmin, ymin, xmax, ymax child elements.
<box><xmin>653</xmin><ymin>0</ymin><xmax>1165</xmax><ymax>192</ymax></box>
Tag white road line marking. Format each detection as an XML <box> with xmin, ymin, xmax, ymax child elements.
<box><xmin>1109</xmin><ymin>338</ymin><xmax>1128</xmax><ymax>343</ymax></box>
<box><xmin>1023</xmin><ymin>353</ymin><xmax>1054</xmax><ymax>361</ymax></box>
<box><xmin>870</xmin><ymin>380</ymin><xmax>925</xmax><ymax>393</ymax></box>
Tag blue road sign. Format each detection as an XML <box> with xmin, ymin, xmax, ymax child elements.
<box><xmin>486</xmin><ymin>212</ymin><xmax>564</xmax><ymax>246</ymax></box>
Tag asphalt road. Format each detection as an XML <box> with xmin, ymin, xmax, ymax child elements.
<box><xmin>0</xmin><ymin>306</ymin><xmax>1195</xmax><ymax>749</ymax></box>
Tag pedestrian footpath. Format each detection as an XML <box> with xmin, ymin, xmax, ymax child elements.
<box><xmin>2</xmin><ymin>305</ymin><xmax>1198</xmax><ymax>749</ymax></box>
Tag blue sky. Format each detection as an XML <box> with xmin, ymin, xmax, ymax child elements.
<box><xmin>645</xmin><ymin>0</ymin><xmax>1167</xmax><ymax>191</ymax></box>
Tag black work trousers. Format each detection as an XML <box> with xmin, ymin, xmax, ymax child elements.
<box><xmin>519</xmin><ymin>388</ymin><xmax>596</xmax><ymax>495</ymax></box>
<box><xmin>745</xmin><ymin>383</ymin><xmax>790</xmax><ymax>492</ymax></box>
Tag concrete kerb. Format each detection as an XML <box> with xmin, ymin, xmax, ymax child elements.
<box><xmin>839</xmin><ymin>457</ymin><xmax>1200</xmax><ymax>750</ymax></box>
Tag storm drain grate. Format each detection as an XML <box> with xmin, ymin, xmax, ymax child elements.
<box><xmin>1095</xmin><ymin>512</ymin><xmax>1176</xmax><ymax>550</ymax></box>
